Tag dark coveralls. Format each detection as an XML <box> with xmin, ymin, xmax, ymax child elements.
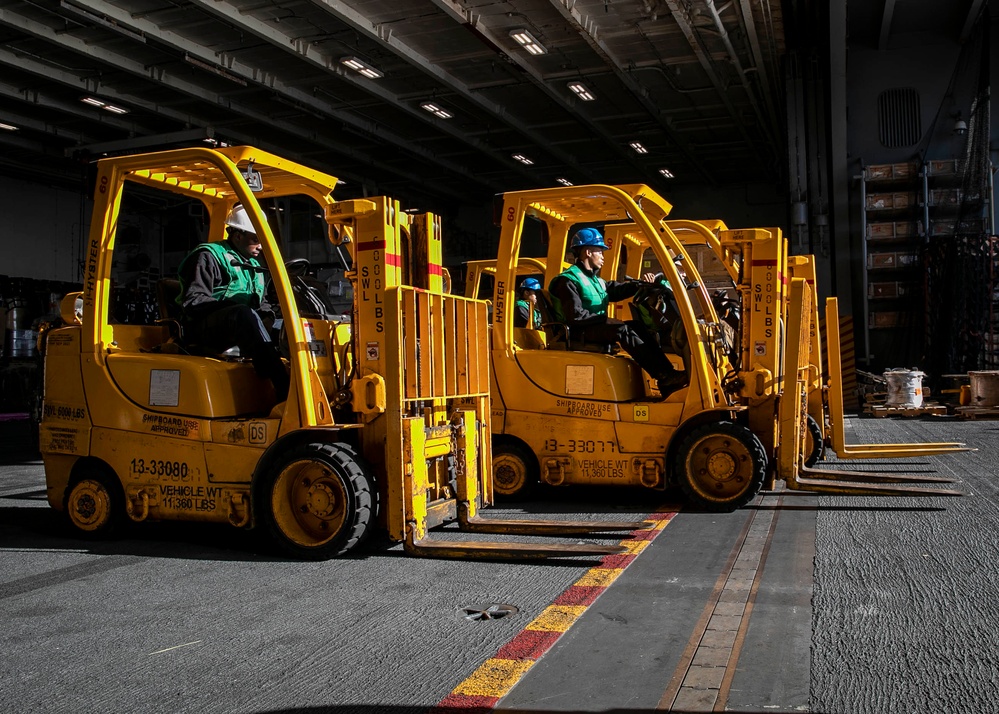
<box><xmin>549</xmin><ymin>262</ymin><xmax>680</xmax><ymax>385</ymax></box>
<box><xmin>177</xmin><ymin>241</ymin><xmax>290</xmax><ymax>401</ymax></box>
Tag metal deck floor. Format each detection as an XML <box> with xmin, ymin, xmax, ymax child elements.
<box><xmin>1</xmin><ymin>416</ymin><xmax>996</xmax><ymax>713</ymax></box>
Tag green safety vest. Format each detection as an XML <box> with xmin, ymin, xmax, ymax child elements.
<box><xmin>515</xmin><ymin>298</ymin><xmax>541</xmax><ymax>328</ymax></box>
<box><xmin>177</xmin><ymin>241</ymin><xmax>265</xmax><ymax>307</ymax></box>
<box><xmin>550</xmin><ymin>264</ymin><xmax>607</xmax><ymax>322</ymax></box>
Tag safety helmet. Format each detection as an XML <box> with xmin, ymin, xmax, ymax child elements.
<box><xmin>521</xmin><ymin>278</ymin><xmax>541</xmax><ymax>291</ymax></box>
<box><xmin>225</xmin><ymin>204</ymin><xmax>256</xmax><ymax>235</ymax></box>
<box><xmin>570</xmin><ymin>227</ymin><xmax>608</xmax><ymax>250</ymax></box>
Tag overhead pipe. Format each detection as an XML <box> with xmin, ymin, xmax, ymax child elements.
<box><xmin>663</xmin><ymin>0</ymin><xmax>773</xmax><ymax>169</ymax></box>
<box><xmin>702</xmin><ymin>0</ymin><xmax>781</xmax><ymax>152</ymax></box>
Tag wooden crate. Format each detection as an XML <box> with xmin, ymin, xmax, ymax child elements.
<box><xmin>926</xmin><ymin>159</ymin><xmax>960</xmax><ymax>177</ymax></box>
<box><xmin>866</xmin><ymin>192</ymin><xmax>916</xmax><ymax>211</ymax></box>
<box><xmin>868</xmin><ymin>281</ymin><xmax>916</xmax><ymax>299</ymax></box>
<box><xmin>865</xmin><ymin>162</ymin><xmax>919</xmax><ymax>182</ymax></box>
<box><xmin>869</xmin><ymin>311</ymin><xmax>900</xmax><ymax>328</ymax></box>
<box><xmin>926</xmin><ymin>188</ymin><xmax>962</xmax><ymax>207</ymax></box>
<box><xmin>867</xmin><ymin>221</ymin><xmax>919</xmax><ymax>241</ymax></box>
<box><xmin>867</xmin><ymin>251</ymin><xmax>920</xmax><ymax>270</ymax></box>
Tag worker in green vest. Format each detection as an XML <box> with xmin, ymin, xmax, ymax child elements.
<box><xmin>514</xmin><ymin>277</ymin><xmax>543</xmax><ymax>328</ymax></box>
<box><xmin>177</xmin><ymin>204</ymin><xmax>289</xmax><ymax>401</ymax></box>
<box><xmin>549</xmin><ymin>227</ymin><xmax>686</xmax><ymax>396</ymax></box>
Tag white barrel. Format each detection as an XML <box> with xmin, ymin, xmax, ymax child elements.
<box><xmin>968</xmin><ymin>371</ymin><xmax>999</xmax><ymax>407</ymax></box>
<box><xmin>884</xmin><ymin>369</ymin><xmax>925</xmax><ymax>408</ymax></box>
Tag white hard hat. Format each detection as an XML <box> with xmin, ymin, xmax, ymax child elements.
<box><xmin>225</xmin><ymin>204</ymin><xmax>256</xmax><ymax>234</ymax></box>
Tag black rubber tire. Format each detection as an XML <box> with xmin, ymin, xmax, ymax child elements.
<box><xmin>260</xmin><ymin>442</ymin><xmax>375</xmax><ymax>560</ymax></box>
<box><xmin>674</xmin><ymin>422</ymin><xmax>767</xmax><ymax>511</ymax></box>
<box><xmin>804</xmin><ymin>413</ymin><xmax>825</xmax><ymax>467</ymax></box>
<box><xmin>492</xmin><ymin>440</ymin><xmax>539</xmax><ymax>500</ymax></box>
<box><xmin>63</xmin><ymin>465</ymin><xmax>125</xmax><ymax>539</ymax></box>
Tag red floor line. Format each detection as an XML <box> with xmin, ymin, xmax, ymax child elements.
<box><xmin>429</xmin><ymin>509</ymin><xmax>678</xmax><ymax>712</ymax></box>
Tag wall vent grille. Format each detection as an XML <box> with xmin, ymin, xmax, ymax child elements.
<box><xmin>878</xmin><ymin>88</ymin><xmax>921</xmax><ymax>147</ymax></box>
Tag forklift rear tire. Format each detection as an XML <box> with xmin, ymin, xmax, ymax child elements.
<box><xmin>675</xmin><ymin>422</ymin><xmax>766</xmax><ymax>511</ymax></box>
<box><xmin>804</xmin><ymin>414</ymin><xmax>824</xmax><ymax>467</ymax></box>
<box><xmin>492</xmin><ymin>441</ymin><xmax>538</xmax><ymax>500</ymax></box>
<box><xmin>64</xmin><ymin>466</ymin><xmax>124</xmax><ymax>539</ymax></box>
<box><xmin>262</xmin><ymin>442</ymin><xmax>375</xmax><ymax>560</ymax></box>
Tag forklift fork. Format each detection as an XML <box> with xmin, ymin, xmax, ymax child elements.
<box><xmin>777</xmin><ymin>282</ymin><xmax>963</xmax><ymax>498</ymax></box>
<box><xmin>824</xmin><ymin>298</ymin><xmax>972</xmax><ymax>459</ymax></box>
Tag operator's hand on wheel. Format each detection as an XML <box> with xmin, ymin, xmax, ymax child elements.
<box><xmin>641</xmin><ymin>272</ymin><xmax>658</xmax><ymax>283</ymax></box>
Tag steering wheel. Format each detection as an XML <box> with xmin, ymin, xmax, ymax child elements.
<box><xmin>283</xmin><ymin>257</ymin><xmax>310</xmax><ymax>277</ymax></box>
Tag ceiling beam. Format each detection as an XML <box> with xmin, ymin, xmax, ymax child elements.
<box><xmin>301</xmin><ymin>0</ymin><xmax>563</xmax><ymax>183</ymax></box>
<box><xmin>426</xmin><ymin>0</ymin><xmax>661</xmax><ymax>187</ymax></box>
<box><xmin>0</xmin><ymin>41</ymin><xmax>451</xmax><ymax>199</ymax></box>
<box><xmin>0</xmin><ymin>5</ymin><xmax>492</xmax><ymax>196</ymax></box>
<box><xmin>71</xmin><ymin>128</ymin><xmax>218</xmax><ymax>156</ymax></box>
<box><xmin>547</xmin><ymin>0</ymin><xmax>712</xmax><ymax>185</ymax></box>
<box><xmin>960</xmin><ymin>0</ymin><xmax>987</xmax><ymax>43</ymax></box>
<box><xmin>663</xmin><ymin>0</ymin><xmax>774</xmax><ymax>172</ymax></box>
<box><xmin>183</xmin><ymin>0</ymin><xmax>538</xmax><ymax>185</ymax></box>
<box><xmin>61</xmin><ymin>0</ymin><xmax>502</xmax><ymax>191</ymax></box>
<box><xmin>703</xmin><ymin>0</ymin><xmax>781</xmax><ymax>157</ymax></box>
<box><xmin>879</xmin><ymin>0</ymin><xmax>896</xmax><ymax>51</ymax></box>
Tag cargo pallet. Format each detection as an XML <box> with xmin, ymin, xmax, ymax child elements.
<box><xmin>954</xmin><ymin>406</ymin><xmax>999</xmax><ymax>420</ymax></box>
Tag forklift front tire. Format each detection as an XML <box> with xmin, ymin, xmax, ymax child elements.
<box><xmin>804</xmin><ymin>414</ymin><xmax>825</xmax><ymax>467</ymax></box>
<box><xmin>492</xmin><ymin>440</ymin><xmax>538</xmax><ymax>500</ymax></box>
<box><xmin>64</xmin><ymin>467</ymin><xmax>124</xmax><ymax>539</ymax></box>
<box><xmin>675</xmin><ymin>422</ymin><xmax>767</xmax><ymax>511</ymax></box>
<box><xmin>261</xmin><ymin>442</ymin><xmax>375</xmax><ymax>560</ymax></box>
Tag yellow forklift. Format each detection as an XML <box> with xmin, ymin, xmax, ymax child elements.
<box><xmin>484</xmin><ymin>184</ymin><xmax>962</xmax><ymax>505</ymax></box>
<box><xmin>659</xmin><ymin>219</ymin><xmax>969</xmax><ymax>461</ymax></box>
<box><xmin>39</xmin><ymin>146</ymin><xmax>640</xmax><ymax>560</ymax></box>
<box><xmin>487</xmin><ymin>184</ymin><xmax>767</xmax><ymax>508</ymax></box>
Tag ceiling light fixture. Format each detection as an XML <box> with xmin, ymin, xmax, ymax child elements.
<box><xmin>420</xmin><ymin>101</ymin><xmax>453</xmax><ymax>119</ymax></box>
<box><xmin>659</xmin><ymin>168</ymin><xmax>675</xmax><ymax>178</ymax></box>
<box><xmin>567</xmin><ymin>82</ymin><xmax>595</xmax><ymax>101</ymax></box>
<box><xmin>340</xmin><ymin>56</ymin><xmax>384</xmax><ymax>79</ymax></box>
<box><xmin>512</xmin><ymin>153</ymin><xmax>534</xmax><ymax>166</ymax></box>
<box><xmin>509</xmin><ymin>28</ymin><xmax>547</xmax><ymax>55</ymax></box>
<box><xmin>629</xmin><ymin>141</ymin><xmax>648</xmax><ymax>155</ymax></box>
<box><xmin>81</xmin><ymin>96</ymin><xmax>129</xmax><ymax>114</ymax></box>
<box><xmin>0</xmin><ymin>122</ymin><xmax>18</xmax><ymax>131</ymax></box>
<box><xmin>556</xmin><ymin>177</ymin><xmax>573</xmax><ymax>186</ymax></box>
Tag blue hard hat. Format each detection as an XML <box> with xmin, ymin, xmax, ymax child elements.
<box><xmin>521</xmin><ymin>278</ymin><xmax>541</xmax><ymax>291</ymax></box>
<box><xmin>570</xmin><ymin>227</ymin><xmax>608</xmax><ymax>250</ymax></box>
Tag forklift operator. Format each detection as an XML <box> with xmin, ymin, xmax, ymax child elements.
<box><xmin>514</xmin><ymin>277</ymin><xmax>542</xmax><ymax>328</ymax></box>
<box><xmin>176</xmin><ymin>204</ymin><xmax>290</xmax><ymax>402</ymax></box>
<box><xmin>548</xmin><ymin>227</ymin><xmax>686</xmax><ymax>396</ymax></box>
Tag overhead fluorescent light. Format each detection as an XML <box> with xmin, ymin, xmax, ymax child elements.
<box><xmin>659</xmin><ymin>168</ymin><xmax>675</xmax><ymax>178</ymax></box>
<box><xmin>420</xmin><ymin>102</ymin><xmax>453</xmax><ymax>119</ymax></box>
<box><xmin>340</xmin><ymin>56</ymin><xmax>383</xmax><ymax>79</ymax></box>
<box><xmin>556</xmin><ymin>178</ymin><xmax>573</xmax><ymax>186</ymax></box>
<box><xmin>0</xmin><ymin>122</ymin><xmax>18</xmax><ymax>131</ymax></box>
<box><xmin>512</xmin><ymin>153</ymin><xmax>534</xmax><ymax>166</ymax></box>
<box><xmin>629</xmin><ymin>141</ymin><xmax>648</xmax><ymax>155</ymax></box>
<box><xmin>509</xmin><ymin>28</ymin><xmax>547</xmax><ymax>55</ymax></box>
<box><xmin>567</xmin><ymin>82</ymin><xmax>595</xmax><ymax>101</ymax></box>
<box><xmin>81</xmin><ymin>96</ymin><xmax>129</xmax><ymax>114</ymax></box>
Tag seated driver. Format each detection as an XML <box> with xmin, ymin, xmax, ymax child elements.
<box><xmin>548</xmin><ymin>227</ymin><xmax>686</xmax><ymax>395</ymax></box>
<box><xmin>514</xmin><ymin>278</ymin><xmax>542</xmax><ymax>329</ymax></box>
<box><xmin>176</xmin><ymin>204</ymin><xmax>289</xmax><ymax>402</ymax></box>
